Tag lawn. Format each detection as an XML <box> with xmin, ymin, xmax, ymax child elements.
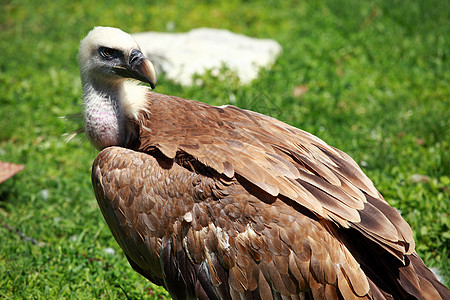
<box><xmin>0</xmin><ymin>0</ymin><xmax>448</xmax><ymax>298</ymax></box>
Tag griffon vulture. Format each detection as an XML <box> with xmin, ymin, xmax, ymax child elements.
<box><xmin>78</xmin><ymin>26</ymin><xmax>449</xmax><ymax>299</ymax></box>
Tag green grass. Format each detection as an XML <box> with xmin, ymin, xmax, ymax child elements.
<box><xmin>0</xmin><ymin>0</ymin><xmax>448</xmax><ymax>298</ymax></box>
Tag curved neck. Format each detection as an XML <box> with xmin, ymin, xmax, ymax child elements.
<box><xmin>82</xmin><ymin>76</ymin><xmax>127</xmax><ymax>150</ymax></box>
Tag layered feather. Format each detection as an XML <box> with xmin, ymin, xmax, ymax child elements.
<box><xmin>90</xmin><ymin>92</ymin><xmax>449</xmax><ymax>299</ymax></box>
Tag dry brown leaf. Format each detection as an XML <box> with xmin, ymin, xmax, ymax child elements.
<box><xmin>293</xmin><ymin>85</ymin><xmax>309</xmax><ymax>98</ymax></box>
<box><xmin>0</xmin><ymin>161</ymin><xmax>24</xmax><ymax>184</ymax></box>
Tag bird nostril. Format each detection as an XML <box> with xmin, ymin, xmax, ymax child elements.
<box><xmin>129</xmin><ymin>49</ymin><xmax>142</xmax><ymax>66</ymax></box>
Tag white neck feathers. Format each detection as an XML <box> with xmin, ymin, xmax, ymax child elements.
<box><xmin>120</xmin><ymin>81</ymin><xmax>150</xmax><ymax>120</ymax></box>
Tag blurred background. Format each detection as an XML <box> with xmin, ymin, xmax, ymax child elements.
<box><xmin>0</xmin><ymin>0</ymin><xmax>448</xmax><ymax>298</ymax></box>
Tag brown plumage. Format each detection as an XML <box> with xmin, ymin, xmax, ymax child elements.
<box><xmin>79</xmin><ymin>27</ymin><xmax>449</xmax><ymax>299</ymax></box>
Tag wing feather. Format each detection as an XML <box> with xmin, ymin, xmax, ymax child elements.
<box><xmin>137</xmin><ymin>93</ymin><xmax>413</xmax><ymax>257</ymax></box>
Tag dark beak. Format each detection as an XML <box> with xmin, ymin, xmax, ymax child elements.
<box><xmin>113</xmin><ymin>49</ymin><xmax>157</xmax><ymax>89</ymax></box>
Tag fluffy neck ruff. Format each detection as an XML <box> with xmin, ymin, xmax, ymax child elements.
<box><xmin>82</xmin><ymin>77</ymin><xmax>148</xmax><ymax>150</ymax></box>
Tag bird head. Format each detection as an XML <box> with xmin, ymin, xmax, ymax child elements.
<box><xmin>78</xmin><ymin>26</ymin><xmax>157</xmax><ymax>89</ymax></box>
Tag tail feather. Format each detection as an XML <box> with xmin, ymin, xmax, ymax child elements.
<box><xmin>404</xmin><ymin>253</ymin><xmax>448</xmax><ymax>300</ymax></box>
<box><xmin>339</xmin><ymin>225</ymin><xmax>449</xmax><ymax>299</ymax></box>
<box><xmin>372</xmin><ymin>251</ymin><xmax>449</xmax><ymax>299</ymax></box>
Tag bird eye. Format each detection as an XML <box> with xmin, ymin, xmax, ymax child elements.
<box><xmin>99</xmin><ymin>47</ymin><xmax>116</xmax><ymax>59</ymax></box>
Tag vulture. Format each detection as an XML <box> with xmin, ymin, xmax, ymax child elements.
<box><xmin>78</xmin><ymin>26</ymin><xmax>449</xmax><ymax>299</ymax></box>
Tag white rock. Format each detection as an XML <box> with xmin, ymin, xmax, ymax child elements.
<box><xmin>39</xmin><ymin>189</ymin><xmax>49</xmax><ymax>200</ymax></box>
<box><xmin>103</xmin><ymin>247</ymin><xmax>116</xmax><ymax>255</ymax></box>
<box><xmin>408</xmin><ymin>174</ymin><xmax>431</xmax><ymax>183</ymax></box>
<box><xmin>132</xmin><ymin>28</ymin><xmax>282</xmax><ymax>86</ymax></box>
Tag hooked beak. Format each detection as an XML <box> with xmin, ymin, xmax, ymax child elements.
<box><xmin>113</xmin><ymin>49</ymin><xmax>157</xmax><ymax>89</ymax></box>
